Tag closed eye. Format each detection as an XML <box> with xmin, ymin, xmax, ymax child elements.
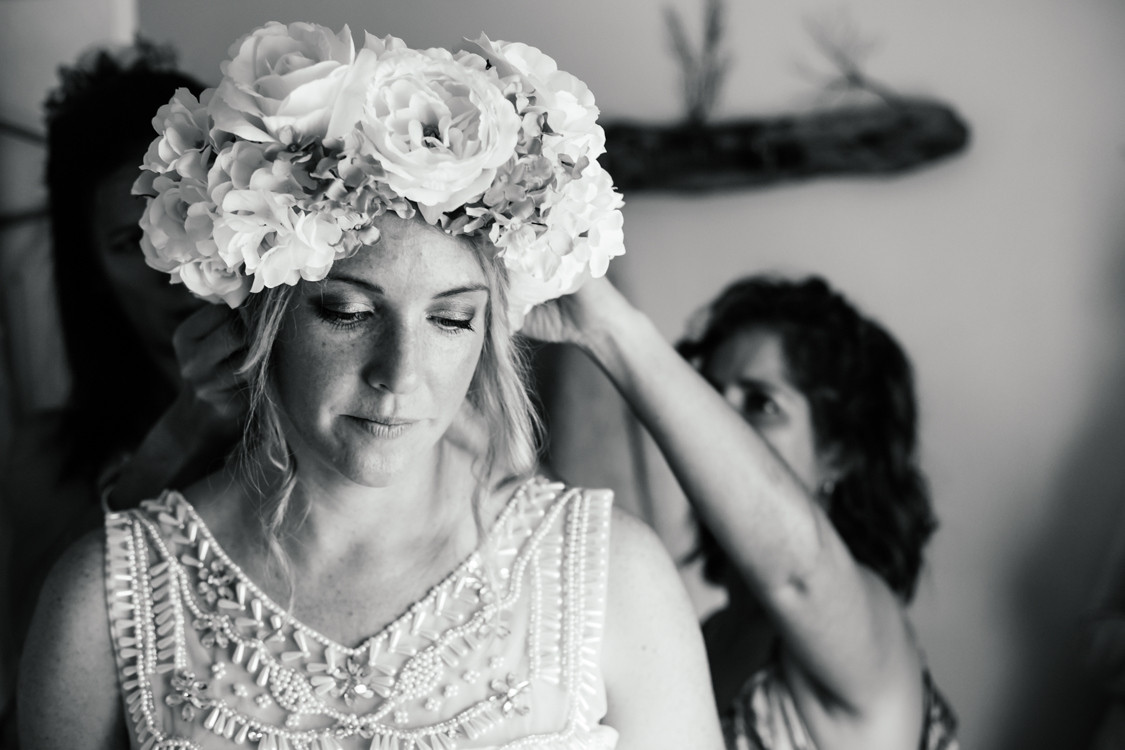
<box><xmin>315</xmin><ymin>303</ymin><xmax>374</xmax><ymax>330</ymax></box>
<box><xmin>431</xmin><ymin>315</ymin><xmax>475</xmax><ymax>333</ymax></box>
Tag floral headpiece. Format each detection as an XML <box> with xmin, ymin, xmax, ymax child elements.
<box><xmin>133</xmin><ymin>22</ymin><xmax>625</xmax><ymax>328</ymax></box>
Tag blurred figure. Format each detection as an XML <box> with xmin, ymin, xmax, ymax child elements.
<box><xmin>506</xmin><ymin>269</ymin><xmax>960</xmax><ymax>748</ymax></box>
<box><xmin>676</xmin><ymin>276</ymin><xmax>956</xmax><ymax>749</ymax></box>
<box><xmin>1</xmin><ymin>42</ymin><xmax>241</xmax><ymax>738</ymax></box>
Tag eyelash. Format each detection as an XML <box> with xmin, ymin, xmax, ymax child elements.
<box><xmin>314</xmin><ymin>305</ymin><xmax>475</xmax><ymax>334</ymax></box>
<box><xmin>317</xmin><ymin>307</ymin><xmax>371</xmax><ymax>330</ymax></box>
<box><xmin>433</xmin><ymin>316</ymin><xmax>475</xmax><ymax>334</ymax></box>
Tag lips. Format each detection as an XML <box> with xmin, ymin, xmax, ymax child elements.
<box><xmin>344</xmin><ymin>414</ymin><xmax>420</xmax><ymax>438</ymax></box>
<box><xmin>351</xmin><ymin>415</ymin><xmax>419</xmax><ymax>427</ymax></box>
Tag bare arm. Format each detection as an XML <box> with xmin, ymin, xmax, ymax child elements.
<box><xmin>601</xmin><ymin>508</ymin><xmax>724</xmax><ymax>749</ymax></box>
<box><xmin>19</xmin><ymin>530</ymin><xmax>126</xmax><ymax>749</ymax></box>
<box><xmin>525</xmin><ymin>278</ymin><xmax>923</xmax><ymax>750</ymax></box>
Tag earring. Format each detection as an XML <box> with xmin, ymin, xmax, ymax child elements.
<box><xmin>817</xmin><ymin>479</ymin><xmax>836</xmax><ymax>498</ymax></box>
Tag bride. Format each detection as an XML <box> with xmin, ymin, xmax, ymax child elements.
<box><xmin>18</xmin><ymin>22</ymin><xmax>722</xmax><ymax>750</ymax></box>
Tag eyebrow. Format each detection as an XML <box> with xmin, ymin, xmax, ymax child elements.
<box><xmin>325</xmin><ymin>273</ymin><xmax>489</xmax><ymax>300</ymax></box>
<box><xmin>433</xmin><ymin>284</ymin><xmax>490</xmax><ymax>299</ymax></box>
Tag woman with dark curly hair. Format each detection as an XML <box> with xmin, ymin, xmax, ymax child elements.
<box><xmin>529</xmin><ymin>273</ymin><xmax>957</xmax><ymax>749</ymax></box>
<box><xmin>675</xmin><ymin>275</ymin><xmax>956</xmax><ymax>749</ymax></box>
<box><xmin>1</xmin><ymin>43</ymin><xmax>241</xmax><ymax>733</ymax></box>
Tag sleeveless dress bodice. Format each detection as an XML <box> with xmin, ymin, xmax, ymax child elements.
<box><xmin>103</xmin><ymin>478</ymin><xmax>617</xmax><ymax>750</ymax></box>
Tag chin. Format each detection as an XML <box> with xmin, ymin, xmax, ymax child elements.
<box><xmin>331</xmin><ymin>434</ymin><xmax>437</xmax><ymax>489</ymax></box>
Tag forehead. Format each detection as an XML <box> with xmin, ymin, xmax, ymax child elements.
<box><xmin>330</xmin><ymin>214</ymin><xmax>487</xmax><ymax>293</ymax></box>
<box><xmin>706</xmin><ymin>327</ymin><xmax>792</xmax><ymax>386</ymax></box>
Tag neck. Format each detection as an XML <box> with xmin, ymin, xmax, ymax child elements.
<box><xmin>296</xmin><ymin>441</ymin><xmax>478</xmax><ymax>566</ymax></box>
<box><xmin>216</xmin><ymin>438</ymin><xmax>481</xmax><ymax>585</ymax></box>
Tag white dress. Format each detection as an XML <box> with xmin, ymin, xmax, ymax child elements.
<box><xmin>103</xmin><ymin>477</ymin><xmax>618</xmax><ymax>750</ymax></box>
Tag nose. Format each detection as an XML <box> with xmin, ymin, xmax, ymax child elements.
<box><xmin>363</xmin><ymin>318</ymin><xmax>421</xmax><ymax>395</ymax></box>
<box><xmin>721</xmin><ymin>383</ymin><xmax>744</xmax><ymax>410</ymax></box>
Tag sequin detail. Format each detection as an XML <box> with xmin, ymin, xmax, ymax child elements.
<box><xmin>104</xmin><ymin>478</ymin><xmax>617</xmax><ymax>749</ymax></box>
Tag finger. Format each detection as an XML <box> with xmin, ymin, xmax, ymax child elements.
<box><xmin>176</xmin><ymin>317</ymin><xmax>248</xmax><ymax>373</ymax></box>
<box><xmin>180</xmin><ymin>345</ymin><xmax>250</xmax><ymax>385</ymax></box>
<box><xmin>195</xmin><ymin>381</ymin><xmax>253</xmax><ymax>419</ymax></box>
<box><xmin>173</xmin><ymin>304</ymin><xmax>233</xmax><ymax>350</ymax></box>
<box><xmin>206</xmin><ymin>369</ymin><xmax>250</xmax><ymax>393</ymax></box>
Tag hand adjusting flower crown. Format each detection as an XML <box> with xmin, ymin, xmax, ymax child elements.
<box><xmin>133</xmin><ymin>22</ymin><xmax>625</xmax><ymax>328</ymax></box>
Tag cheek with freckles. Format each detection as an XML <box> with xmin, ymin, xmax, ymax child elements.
<box><xmin>270</xmin><ymin>296</ymin><xmax>487</xmax><ymax>486</ymax></box>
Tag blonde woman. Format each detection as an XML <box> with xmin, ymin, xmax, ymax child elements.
<box><xmin>19</xmin><ymin>23</ymin><xmax>722</xmax><ymax>750</ymax></box>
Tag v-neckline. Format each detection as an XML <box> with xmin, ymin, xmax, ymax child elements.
<box><xmin>160</xmin><ymin>476</ymin><xmax>537</xmax><ymax>655</ymax></box>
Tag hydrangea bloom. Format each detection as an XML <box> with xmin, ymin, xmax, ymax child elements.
<box><xmin>133</xmin><ymin>22</ymin><xmax>625</xmax><ymax>328</ymax></box>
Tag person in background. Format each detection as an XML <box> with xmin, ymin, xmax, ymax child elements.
<box><xmin>1</xmin><ymin>42</ymin><xmax>242</xmax><ymax>738</ymax></box>
<box><xmin>678</xmin><ymin>275</ymin><xmax>955</xmax><ymax>749</ymax></box>
<box><xmin>526</xmin><ymin>273</ymin><xmax>957</xmax><ymax>749</ymax></box>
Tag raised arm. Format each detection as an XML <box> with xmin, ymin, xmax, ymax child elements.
<box><xmin>524</xmin><ymin>278</ymin><xmax>923</xmax><ymax>749</ymax></box>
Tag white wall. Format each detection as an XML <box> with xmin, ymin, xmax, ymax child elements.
<box><xmin>138</xmin><ymin>1</ymin><xmax>1125</xmax><ymax>747</ymax></box>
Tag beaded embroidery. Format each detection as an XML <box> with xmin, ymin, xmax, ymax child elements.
<box><xmin>104</xmin><ymin>478</ymin><xmax>616</xmax><ymax>750</ymax></box>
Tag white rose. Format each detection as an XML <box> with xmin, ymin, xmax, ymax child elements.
<box><xmin>500</xmin><ymin>161</ymin><xmax>624</xmax><ymax>327</ymax></box>
<box><xmin>546</xmin><ymin>162</ymin><xmax>625</xmax><ymax>278</ymax></box>
<box><xmin>250</xmin><ymin>211</ymin><xmax>343</xmax><ymax>291</ymax></box>
<box><xmin>219</xmin><ymin>188</ymin><xmax>295</xmax><ymax>270</ymax></box>
<box><xmin>133</xmin><ymin>89</ymin><xmax>216</xmax><ymax>204</ymax></box>
<box><xmin>138</xmin><ymin>88</ymin><xmax>213</xmax><ymax>177</ymax></box>
<box><xmin>209</xmin><ymin>141</ymin><xmax>270</xmax><ymax>197</ymax></box>
<box><xmin>176</xmin><ymin>257</ymin><xmax>252</xmax><ymax>308</ymax></box>
<box><xmin>468</xmin><ymin>35</ymin><xmax>605</xmax><ymax>163</ymax></box>
<box><xmin>351</xmin><ymin>45</ymin><xmax>521</xmax><ymax>223</ymax></box>
<box><xmin>139</xmin><ymin>177</ymin><xmax>210</xmax><ymax>272</ymax></box>
<box><xmin>210</xmin><ymin>21</ymin><xmax>355</xmax><ymax>144</ymax></box>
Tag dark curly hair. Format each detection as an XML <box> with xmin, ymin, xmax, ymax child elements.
<box><xmin>45</xmin><ymin>41</ymin><xmax>204</xmax><ymax>481</ymax></box>
<box><xmin>678</xmin><ymin>275</ymin><xmax>937</xmax><ymax>602</ymax></box>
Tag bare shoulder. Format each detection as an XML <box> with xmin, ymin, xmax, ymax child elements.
<box><xmin>606</xmin><ymin>505</ymin><xmax>677</xmax><ymax>579</ymax></box>
<box><xmin>29</xmin><ymin>527</ymin><xmax>110</xmax><ymax>641</ymax></box>
<box><xmin>600</xmin><ymin>506</ymin><xmax>725</xmax><ymax>748</ymax></box>
<box><xmin>19</xmin><ymin>527</ymin><xmax>125</xmax><ymax>749</ymax></box>
<box><xmin>603</xmin><ymin>506</ymin><xmax>697</xmax><ymax>643</ymax></box>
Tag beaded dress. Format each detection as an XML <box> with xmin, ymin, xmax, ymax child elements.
<box><xmin>103</xmin><ymin>477</ymin><xmax>617</xmax><ymax>750</ymax></box>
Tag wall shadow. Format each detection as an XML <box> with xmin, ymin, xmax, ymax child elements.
<box><xmin>996</xmin><ymin>230</ymin><xmax>1125</xmax><ymax>750</ymax></box>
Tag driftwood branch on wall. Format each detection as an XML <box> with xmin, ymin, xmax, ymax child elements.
<box><xmin>605</xmin><ymin>3</ymin><xmax>972</xmax><ymax>193</ymax></box>
<box><xmin>599</xmin><ymin>96</ymin><xmax>970</xmax><ymax>193</ymax></box>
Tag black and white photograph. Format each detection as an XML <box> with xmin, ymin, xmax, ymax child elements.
<box><xmin>0</xmin><ymin>1</ymin><xmax>1123</xmax><ymax>748</ymax></box>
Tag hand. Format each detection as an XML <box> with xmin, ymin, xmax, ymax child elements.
<box><xmin>173</xmin><ymin>304</ymin><xmax>249</xmax><ymax>425</ymax></box>
<box><xmin>107</xmin><ymin>305</ymin><xmax>249</xmax><ymax>508</ymax></box>
<box><xmin>519</xmin><ymin>275</ymin><xmax>634</xmax><ymax>350</ymax></box>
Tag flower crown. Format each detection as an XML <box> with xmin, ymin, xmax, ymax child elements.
<box><xmin>133</xmin><ymin>22</ymin><xmax>625</xmax><ymax>328</ymax></box>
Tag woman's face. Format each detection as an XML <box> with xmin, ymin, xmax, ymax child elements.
<box><xmin>91</xmin><ymin>160</ymin><xmax>203</xmax><ymax>383</ymax></box>
<box><xmin>704</xmin><ymin>327</ymin><xmax>833</xmax><ymax>495</ymax></box>
<box><xmin>273</xmin><ymin>214</ymin><xmax>490</xmax><ymax>489</ymax></box>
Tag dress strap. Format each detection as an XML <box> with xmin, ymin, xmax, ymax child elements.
<box><xmin>498</xmin><ymin>481</ymin><xmax>616</xmax><ymax>748</ymax></box>
<box><xmin>105</xmin><ymin>500</ymin><xmax>197</xmax><ymax>750</ymax></box>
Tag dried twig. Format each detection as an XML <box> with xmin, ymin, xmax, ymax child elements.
<box><xmin>665</xmin><ymin>0</ymin><xmax>732</xmax><ymax>123</ymax></box>
<box><xmin>799</xmin><ymin>9</ymin><xmax>898</xmax><ymax>104</ymax></box>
